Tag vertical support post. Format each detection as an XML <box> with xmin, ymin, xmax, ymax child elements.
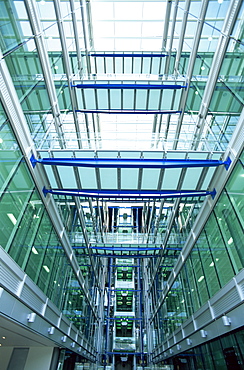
<box><xmin>138</xmin><ymin>258</ymin><xmax>145</xmax><ymax>367</ymax></box>
<box><xmin>24</xmin><ymin>0</ymin><xmax>65</xmax><ymax>148</ymax></box>
<box><xmin>104</xmin><ymin>257</ymin><xmax>112</xmax><ymax>369</ymax></box>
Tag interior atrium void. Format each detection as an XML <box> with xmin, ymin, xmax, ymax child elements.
<box><xmin>0</xmin><ymin>0</ymin><xmax>243</xmax><ymax>369</ymax></box>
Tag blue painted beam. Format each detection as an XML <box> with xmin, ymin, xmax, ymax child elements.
<box><xmin>106</xmin><ymin>352</ymin><xmax>143</xmax><ymax>355</ymax></box>
<box><xmin>43</xmin><ymin>187</ymin><xmax>217</xmax><ymax>200</ymax></box>
<box><xmin>107</xmin><ymin>318</ymin><xmax>142</xmax><ymax>321</ymax></box>
<box><xmin>110</xmin><ymin>289</ymin><xmax>141</xmax><ymax>292</ymax></box>
<box><xmin>71</xmin><ymin>83</ymin><xmax>187</xmax><ymax>89</ymax></box>
<box><xmin>32</xmin><ymin>156</ymin><xmax>231</xmax><ymax>170</ymax></box>
<box><xmin>75</xmin><ymin>109</ymin><xmax>181</xmax><ymax>114</ymax></box>
<box><xmin>111</xmin><ymin>265</ymin><xmax>139</xmax><ymax>267</ymax></box>
<box><xmin>106</xmin><ymin>350</ymin><xmax>145</xmax><ymax>356</ymax></box>
<box><xmin>86</xmin><ymin>53</ymin><xmax>168</xmax><ymax>58</ymax></box>
<box><xmin>90</xmin><ymin>246</ymin><xmax>182</xmax><ymax>251</ymax></box>
<box><xmin>90</xmin><ymin>246</ymin><xmax>162</xmax><ymax>251</ymax></box>
<box><xmin>93</xmin><ymin>254</ymin><xmax>158</xmax><ymax>258</ymax></box>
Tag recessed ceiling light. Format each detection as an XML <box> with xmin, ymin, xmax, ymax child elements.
<box><xmin>198</xmin><ymin>276</ymin><xmax>204</xmax><ymax>282</ymax></box>
<box><xmin>208</xmin><ymin>36</ymin><xmax>213</xmax><ymax>41</ymax></box>
<box><xmin>40</xmin><ymin>0</ymin><xmax>45</xmax><ymax>4</ymax></box>
<box><xmin>54</xmin><ymin>66</ymin><xmax>59</xmax><ymax>70</ymax></box>
<box><xmin>218</xmin><ymin>0</ymin><xmax>223</xmax><ymax>3</ymax></box>
<box><xmin>32</xmin><ymin>247</ymin><xmax>39</xmax><ymax>255</ymax></box>
<box><xmin>201</xmin><ymin>66</ymin><xmax>205</xmax><ymax>71</ymax></box>
<box><xmin>0</xmin><ymin>138</ymin><xmax>3</xmax><ymax>144</ymax></box>
<box><xmin>7</xmin><ymin>213</ymin><xmax>17</xmax><ymax>225</ymax></box>
<box><xmin>2</xmin><ymin>337</ymin><xmax>6</xmax><ymax>339</ymax></box>
<box><xmin>43</xmin><ymin>265</ymin><xmax>50</xmax><ymax>273</ymax></box>
<box><xmin>195</xmin><ymin>91</ymin><xmax>199</xmax><ymax>95</ymax></box>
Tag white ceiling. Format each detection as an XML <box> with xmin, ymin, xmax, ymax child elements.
<box><xmin>0</xmin><ymin>315</ymin><xmax>55</xmax><ymax>348</ymax></box>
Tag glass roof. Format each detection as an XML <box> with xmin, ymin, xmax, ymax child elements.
<box><xmin>2</xmin><ymin>0</ymin><xmax>243</xmax><ymax>153</ymax></box>
<box><xmin>1</xmin><ymin>0</ymin><xmax>243</xmax><ymax>252</ymax></box>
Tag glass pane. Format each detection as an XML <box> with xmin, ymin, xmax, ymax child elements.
<box><xmin>205</xmin><ymin>213</ymin><xmax>234</xmax><ymax>287</ymax></box>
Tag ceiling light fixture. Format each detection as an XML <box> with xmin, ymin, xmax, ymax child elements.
<box><xmin>7</xmin><ymin>213</ymin><xmax>17</xmax><ymax>225</ymax></box>
<box><xmin>32</xmin><ymin>246</ymin><xmax>39</xmax><ymax>255</ymax></box>
<box><xmin>43</xmin><ymin>265</ymin><xmax>50</xmax><ymax>273</ymax></box>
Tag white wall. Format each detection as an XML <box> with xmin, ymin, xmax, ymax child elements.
<box><xmin>0</xmin><ymin>347</ymin><xmax>13</xmax><ymax>369</ymax></box>
<box><xmin>0</xmin><ymin>347</ymin><xmax>55</xmax><ymax>370</ymax></box>
<box><xmin>25</xmin><ymin>347</ymin><xmax>54</xmax><ymax>370</ymax></box>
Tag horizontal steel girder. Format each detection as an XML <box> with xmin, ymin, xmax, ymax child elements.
<box><xmin>89</xmin><ymin>246</ymin><xmax>182</xmax><ymax>251</ymax></box>
<box><xmin>43</xmin><ymin>187</ymin><xmax>217</xmax><ymax>200</ymax></box>
<box><xmin>86</xmin><ymin>53</ymin><xmax>168</xmax><ymax>57</ymax></box>
<box><xmin>90</xmin><ymin>246</ymin><xmax>161</xmax><ymax>251</ymax></box>
<box><xmin>75</xmin><ymin>109</ymin><xmax>181</xmax><ymax>114</ymax></box>
<box><xmin>32</xmin><ymin>156</ymin><xmax>231</xmax><ymax>170</ymax></box>
<box><xmin>71</xmin><ymin>83</ymin><xmax>187</xmax><ymax>89</ymax></box>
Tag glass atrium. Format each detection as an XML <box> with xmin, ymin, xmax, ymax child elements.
<box><xmin>0</xmin><ymin>0</ymin><xmax>243</xmax><ymax>369</ymax></box>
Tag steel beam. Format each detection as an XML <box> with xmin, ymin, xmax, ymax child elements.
<box><xmin>72</xmin><ymin>83</ymin><xmax>187</xmax><ymax>89</ymax></box>
<box><xmin>174</xmin><ymin>0</ymin><xmax>191</xmax><ymax>74</ymax></box>
<box><xmin>92</xmin><ymin>254</ymin><xmax>159</xmax><ymax>258</ymax></box>
<box><xmin>164</xmin><ymin>0</ymin><xmax>179</xmax><ymax>75</ymax></box>
<box><xmin>146</xmin><ymin>202</ymin><xmax>156</xmax><ymax>243</ymax></box>
<box><xmin>87</xmin><ymin>53</ymin><xmax>168</xmax><ymax>58</ymax></box>
<box><xmin>152</xmin><ymin>200</ymin><xmax>165</xmax><ymax>243</ymax></box>
<box><xmin>53</xmin><ymin>0</ymin><xmax>82</xmax><ymax>148</ymax></box>
<box><xmin>161</xmin><ymin>0</ymin><xmax>172</xmax><ymax>51</ymax></box>
<box><xmin>172</xmin><ymin>0</ymin><xmax>209</xmax><ymax>148</ymax></box>
<box><xmin>69</xmin><ymin>0</ymin><xmax>84</xmax><ymax>76</ymax></box>
<box><xmin>192</xmin><ymin>0</ymin><xmax>243</xmax><ymax>148</ymax></box>
<box><xmin>24</xmin><ymin>0</ymin><xmax>65</xmax><ymax>148</ymax></box>
<box><xmin>76</xmin><ymin>109</ymin><xmax>181</xmax><ymax>114</ymax></box>
<box><xmin>90</xmin><ymin>246</ymin><xmax>162</xmax><ymax>251</ymax></box>
<box><xmin>43</xmin><ymin>188</ymin><xmax>217</xmax><ymax>200</ymax></box>
<box><xmin>88</xmin><ymin>198</ymin><xmax>99</xmax><ymax>242</ymax></box>
<box><xmin>96</xmin><ymin>199</ymin><xmax>105</xmax><ymax>243</ymax></box>
<box><xmin>150</xmin><ymin>198</ymin><xmax>182</xmax><ymax>288</ymax></box>
<box><xmin>79</xmin><ymin>0</ymin><xmax>92</xmax><ymax>74</ymax></box>
<box><xmin>32</xmin><ymin>156</ymin><xmax>231</xmax><ymax>169</ymax></box>
<box><xmin>73</xmin><ymin>197</ymin><xmax>101</xmax><ymax>288</ymax></box>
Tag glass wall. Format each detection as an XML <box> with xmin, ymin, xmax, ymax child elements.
<box><xmin>153</xmin><ymin>153</ymin><xmax>244</xmax><ymax>341</ymax></box>
<box><xmin>168</xmin><ymin>326</ymin><xmax>244</xmax><ymax>370</ymax></box>
<box><xmin>0</xmin><ymin>103</ymin><xmax>96</xmax><ymax>342</ymax></box>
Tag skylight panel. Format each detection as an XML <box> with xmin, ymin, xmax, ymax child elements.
<box><xmin>114</xmin><ymin>2</ymin><xmax>143</xmax><ymax>20</ymax></box>
<box><xmin>91</xmin><ymin>2</ymin><xmax>114</xmax><ymax>20</ymax></box>
<box><xmin>142</xmin><ymin>2</ymin><xmax>167</xmax><ymax>20</ymax></box>
<box><xmin>115</xmin><ymin>22</ymin><xmax>142</xmax><ymax>38</ymax></box>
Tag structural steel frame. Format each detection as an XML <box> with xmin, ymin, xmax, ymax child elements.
<box><xmin>32</xmin><ymin>156</ymin><xmax>231</xmax><ymax>169</ymax></box>
<box><xmin>43</xmin><ymin>188</ymin><xmax>217</xmax><ymax>200</ymax></box>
